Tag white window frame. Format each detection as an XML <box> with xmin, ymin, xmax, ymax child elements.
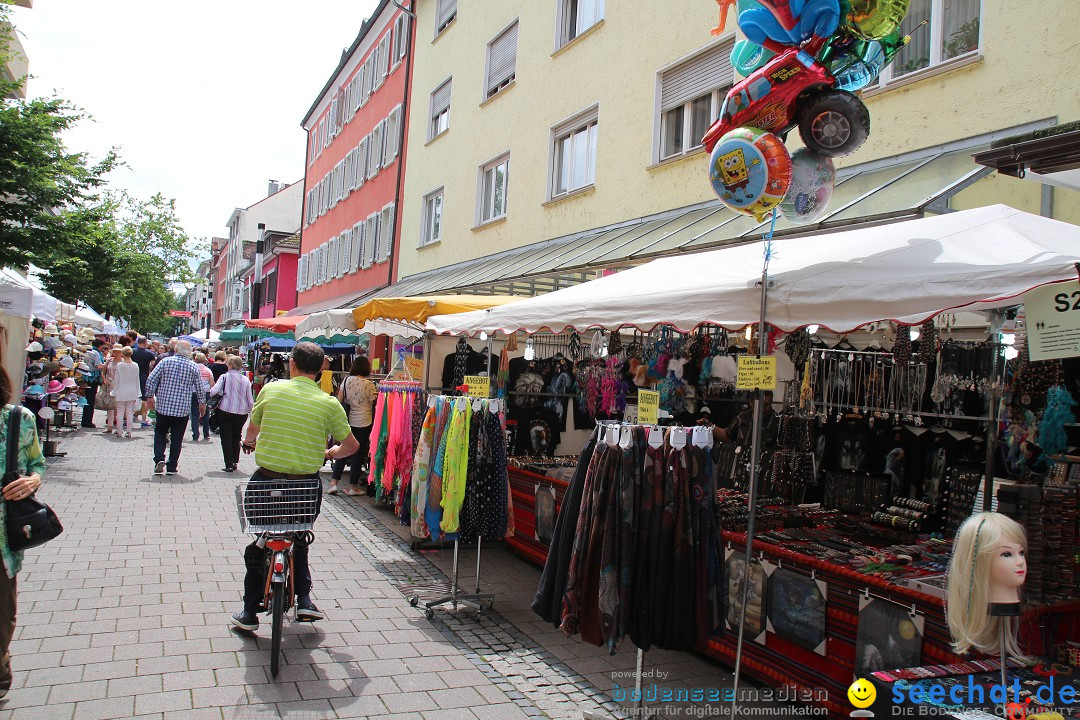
<box><xmin>362</xmin><ymin>213</ymin><xmax>379</xmax><ymax>268</ymax></box>
<box><xmin>655</xmin><ymin>38</ymin><xmax>734</xmax><ymax>163</ymax></box>
<box><xmin>393</xmin><ymin>13</ymin><xmax>409</xmax><ymax>67</ymax></box>
<box><xmin>350</xmin><ymin>221</ymin><xmax>364</xmax><ymax>273</ymax></box>
<box><xmin>377</xmin><ymin>202</ymin><xmax>395</xmax><ymax>264</ymax></box>
<box><xmin>371</xmin><ymin>40</ymin><xmax>385</xmax><ymax>92</ymax></box>
<box><xmin>435</xmin><ymin>0</ymin><xmax>457</xmax><ymax>37</ymax></box>
<box><xmin>549</xmin><ymin>104</ymin><xmax>599</xmax><ymax>200</ymax></box>
<box><xmin>429</xmin><ymin>77</ymin><xmax>452</xmax><ymax>141</ymax></box>
<box><xmin>297</xmin><ymin>255</ymin><xmax>306</xmax><ymax>291</ymax></box>
<box><xmin>383</xmin><ymin>104</ymin><xmax>401</xmax><ymax>167</ymax></box>
<box><xmin>368</xmin><ymin>121</ymin><xmax>385</xmax><ymax>180</ymax></box>
<box><xmin>421</xmin><ymin>188</ymin><xmax>444</xmax><ymax>247</ymax></box>
<box><xmin>484</xmin><ymin>20</ymin><xmax>518</xmax><ymax>100</ymax></box>
<box><xmin>356</xmin><ymin>137</ymin><xmax>369</xmax><ymax>189</ymax></box>
<box><xmin>476</xmin><ymin>151</ymin><xmax>510</xmax><ymax>225</ymax></box>
<box><xmin>873</xmin><ymin>0</ymin><xmax>982</xmax><ymax>88</ymax></box>
<box><xmin>555</xmin><ymin>0</ymin><xmax>604</xmax><ymax>50</ymax></box>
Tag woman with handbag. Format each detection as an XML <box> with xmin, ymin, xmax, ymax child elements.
<box><xmin>329</xmin><ymin>355</ymin><xmax>376</xmax><ymax>496</ymax></box>
<box><xmin>190</xmin><ymin>353</ymin><xmax>214</xmax><ymax>442</ymax></box>
<box><xmin>111</xmin><ymin>346</ymin><xmax>142</xmax><ymax>438</ymax></box>
<box><xmin>210</xmin><ymin>355</ymin><xmax>253</xmax><ymax>472</ymax></box>
<box><xmin>0</xmin><ymin>368</ymin><xmax>48</xmax><ymax>699</ymax></box>
<box><xmin>99</xmin><ymin>345</ymin><xmax>121</xmax><ymax>434</ymax></box>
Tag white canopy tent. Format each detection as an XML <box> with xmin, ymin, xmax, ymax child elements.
<box><xmin>74</xmin><ymin>303</ymin><xmax>106</xmax><ymax>331</ymax></box>
<box><xmin>427</xmin><ymin>205</ymin><xmax>1080</xmax><ymax>336</ymax></box>
<box><xmin>295</xmin><ymin>309</ymin><xmax>423</xmax><ymax>344</ymax></box>
<box><xmin>0</xmin><ymin>273</ymin><xmax>34</xmax><ymax>387</ymax></box>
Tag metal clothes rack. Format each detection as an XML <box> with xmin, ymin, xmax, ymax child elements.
<box><xmin>406</xmin><ymin>394</ymin><xmax>503</xmax><ymax>619</ymax></box>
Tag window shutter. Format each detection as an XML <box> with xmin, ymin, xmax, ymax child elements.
<box><xmin>372</xmin><ymin>43</ymin><xmax>383</xmax><ymax>91</ymax></box>
<box><xmin>352</xmin><ymin>222</ymin><xmax>364</xmax><ymax>271</ymax></box>
<box><xmin>436</xmin><ymin>0</ymin><xmax>457</xmax><ymax>31</ymax></box>
<box><xmin>363</xmin><ymin>215</ymin><xmax>377</xmax><ymax>268</ymax></box>
<box><xmin>384</xmin><ymin>105</ymin><xmax>400</xmax><ymax>165</ymax></box>
<box><xmin>395</xmin><ymin>14</ymin><xmax>408</xmax><ymax>62</ymax></box>
<box><xmin>368</xmin><ymin>122</ymin><xmax>384</xmax><ymax>179</ymax></box>
<box><xmin>660</xmin><ymin>40</ymin><xmax>734</xmax><ymax>111</ymax></box>
<box><xmin>297</xmin><ymin>255</ymin><xmax>305</xmax><ymax>290</ymax></box>
<box><xmin>377</xmin><ymin>203</ymin><xmax>395</xmax><ymax>263</ymax></box>
<box><xmin>431</xmin><ymin>79</ymin><xmax>451</xmax><ymax>119</ymax></box>
<box><xmin>357</xmin><ymin>137</ymin><xmax>368</xmax><ymax>187</ymax></box>
<box><xmin>487</xmin><ymin>22</ymin><xmax>518</xmax><ymax>93</ymax></box>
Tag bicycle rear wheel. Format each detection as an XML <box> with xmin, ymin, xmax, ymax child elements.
<box><xmin>270</xmin><ymin>581</ymin><xmax>285</xmax><ymax>677</ymax></box>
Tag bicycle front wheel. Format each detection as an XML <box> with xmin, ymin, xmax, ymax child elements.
<box><xmin>270</xmin><ymin>581</ymin><xmax>285</xmax><ymax>677</ymax></box>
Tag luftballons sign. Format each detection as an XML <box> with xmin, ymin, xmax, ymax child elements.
<box><xmin>704</xmin><ymin>0</ymin><xmax>914</xmax><ymax>222</ymax></box>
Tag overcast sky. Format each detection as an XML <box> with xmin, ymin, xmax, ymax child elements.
<box><xmin>12</xmin><ymin>0</ymin><xmax>379</xmax><ymax>245</ymax></box>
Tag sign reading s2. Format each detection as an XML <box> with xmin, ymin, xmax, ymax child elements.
<box><xmin>1054</xmin><ymin>290</ymin><xmax>1080</xmax><ymax>312</ymax></box>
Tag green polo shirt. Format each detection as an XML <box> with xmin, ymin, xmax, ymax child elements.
<box><xmin>250</xmin><ymin>376</ymin><xmax>352</xmax><ymax>475</ymax></box>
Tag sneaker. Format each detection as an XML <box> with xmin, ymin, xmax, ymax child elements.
<box><xmin>230</xmin><ymin>611</ymin><xmax>259</xmax><ymax>632</ymax></box>
<box><xmin>124</xmin><ymin>432</ymin><xmax>132</xmax><ymax>439</ymax></box>
<box><xmin>166</xmin><ymin>468</ymin><xmax>179</xmax><ymax>476</ymax></box>
<box><xmin>295</xmin><ymin>596</ymin><xmax>324</xmax><ymax>621</ymax></box>
<box><xmin>153</xmin><ymin>461</ymin><xmax>166</xmax><ymax>475</ymax></box>
<box><xmin>327</xmin><ymin>483</ymin><xmax>339</xmax><ymax>495</ymax></box>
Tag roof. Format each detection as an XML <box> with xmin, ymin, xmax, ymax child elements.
<box><xmin>973</xmin><ymin>120</ymin><xmax>1080</xmax><ymax>190</ymax></box>
<box><xmin>301</xmin><ymin>0</ymin><xmax>392</xmax><ymax>128</ymax></box>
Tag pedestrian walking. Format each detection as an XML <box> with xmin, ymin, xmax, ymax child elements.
<box><xmin>131</xmin><ymin>336</ymin><xmax>156</xmax><ymax>427</ymax></box>
<box><xmin>191</xmin><ymin>353</ymin><xmax>213</xmax><ymax>442</ymax></box>
<box><xmin>209</xmin><ymin>351</ymin><xmax>228</xmax><ymax>382</ymax></box>
<box><xmin>0</xmin><ymin>370</ymin><xmax>46</xmax><ymax>699</ymax></box>
<box><xmin>230</xmin><ymin>342</ymin><xmax>358</xmax><ymax>631</ymax></box>
<box><xmin>80</xmin><ymin>338</ymin><xmax>106</xmax><ymax>428</ymax></box>
<box><xmin>111</xmin><ymin>347</ymin><xmax>141</xmax><ymax>438</ymax></box>
<box><xmin>100</xmin><ymin>345</ymin><xmax>121</xmax><ymax>434</ymax></box>
<box><xmin>329</xmin><ymin>355</ymin><xmax>376</xmax><ymax>496</ymax></box>
<box><xmin>210</xmin><ymin>355</ymin><xmax>253</xmax><ymax>472</ymax></box>
<box><xmin>144</xmin><ymin>340</ymin><xmax>206</xmax><ymax>476</ymax></box>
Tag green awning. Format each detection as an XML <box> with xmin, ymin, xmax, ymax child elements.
<box><xmin>218</xmin><ymin>327</ymin><xmax>246</xmax><ymax>342</ymax></box>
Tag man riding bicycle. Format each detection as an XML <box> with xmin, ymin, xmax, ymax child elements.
<box><xmin>230</xmin><ymin>342</ymin><xmax>359</xmax><ymax>631</ymax></box>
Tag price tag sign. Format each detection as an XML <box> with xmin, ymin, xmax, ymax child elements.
<box><xmin>463</xmin><ymin>375</ymin><xmax>490</xmax><ymax>398</ymax></box>
<box><xmin>736</xmin><ymin>356</ymin><xmax>777</xmax><ymax>390</ymax></box>
<box><xmin>404</xmin><ymin>356</ymin><xmax>424</xmax><ymax>379</ymax></box>
<box><xmin>1024</xmin><ymin>280</ymin><xmax>1080</xmax><ymax>361</ymax></box>
<box><xmin>637</xmin><ymin>390</ymin><xmax>660</xmax><ymax>425</ymax></box>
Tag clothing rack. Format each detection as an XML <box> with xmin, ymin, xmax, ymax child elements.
<box><xmin>406</xmin><ymin>394</ymin><xmax>504</xmax><ymax>618</ymax></box>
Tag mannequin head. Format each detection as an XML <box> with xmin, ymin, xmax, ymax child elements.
<box><xmin>946</xmin><ymin>512</ymin><xmax>1028</xmax><ymax>657</ymax></box>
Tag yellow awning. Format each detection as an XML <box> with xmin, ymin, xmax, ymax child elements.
<box><xmin>350</xmin><ymin>295</ymin><xmax>519</xmax><ymax>326</ymax></box>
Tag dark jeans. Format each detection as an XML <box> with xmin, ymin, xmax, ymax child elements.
<box><xmin>216</xmin><ymin>410</ymin><xmax>247</xmax><ymax>468</ymax></box>
<box><xmin>241</xmin><ymin>470</ymin><xmax>320</xmax><ymax>615</ymax></box>
<box><xmin>81</xmin><ymin>381</ymin><xmax>100</xmax><ymax>427</ymax></box>
<box><xmin>153</xmin><ymin>413</ymin><xmax>189</xmax><ymax>472</ymax></box>
<box><xmin>190</xmin><ymin>394</ymin><xmax>210</xmax><ymax>440</ymax></box>
<box><xmin>331</xmin><ymin>424</ymin><xmax>372</xmax><ymax>485</ymax></box>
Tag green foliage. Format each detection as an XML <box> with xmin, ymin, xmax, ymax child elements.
<box><xmin>944</xmin><ymin>18</ymin><xmax>979</xmax><ymax>60</ymax></box>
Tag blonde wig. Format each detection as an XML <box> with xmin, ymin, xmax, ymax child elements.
<box><xmin>946</xmin><ymin>512</ymin><xmax>1027</xmax><ymax>658</ymax></box>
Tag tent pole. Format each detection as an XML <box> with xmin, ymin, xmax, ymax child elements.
<box><xmin>982</xmin><ymin>335</ymin><xmax>1001</xmax><ymax>511</ymax></box>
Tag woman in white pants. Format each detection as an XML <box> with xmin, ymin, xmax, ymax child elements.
<box><xmin>112</xmin><ymin>346</ymin><xmax>142</xmax><ymax>438</ymax></box>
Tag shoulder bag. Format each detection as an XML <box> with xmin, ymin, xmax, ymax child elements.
<box><xmin>3</xmin><ymin>406</ymin><xmax>62</xmax><ymax>551</ymax></box>
<box><xmin>340</xmin><ymin>376</ymin><xmax>351</xmax><ymax>416</ymax></box>
<box><xmin>207</xmin><ymin>373</ymin><xmax>227</xmax><ymax>412</ymax></box>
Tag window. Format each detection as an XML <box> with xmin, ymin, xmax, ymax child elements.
<box><xmin>372</xmin><ymin>40</ymin><xmax>384</xmax><ymax>92</ymax></box>
<box><xmin>353</xmin><ymin>66</ymin><xmax>366</xmax><ymax>111</ymax></box>
<box><xmin>377</xmin><ymin>203</ymin><xmax>395</xmax><ymax>263</ymax></box>
<box><xmin>877</xmin><ymin>0</ymin><xmax>980</xmax><ymax>84</ymax></box>
<box><xmin>345</xmin><ymin>149</ymin><xmax>356</xmax><ymax>192</ymax></box>
<box><xmin>485</xmin><ymin>21</ymin><xmax>518</xmax><ymax>99</ymax></box>
<box><xmin>478</xmin><ymin>153</ymin><xmax>510</xmax><ymax>224</ymax></box>
<box><xmin>429</xmin><ymin>78</ymin><xmax>452</xmax><ymax>141</ymax></box>
<box><xmin>297</xmin><ymin>255</ymin><xmax>307</xmax><ymax>291</ymax></box>
<box><xmin>363</xmin><ymin>214</ymin><xmax>379</xmax><ymax>268</ymax></box>
<box><xmin>393</xmin><ymin>13</ymin><xmax>409</xmax><ymax>66</ymax></box>
<box><xmin>421</xmin><ymin>188</ymin><xmax>443</xmax><ymax>246</ymax></box>
<box><xmin>657</xmin><ymin>39</ymin><xmax>733</xmax><ymax>161</ymax></box>
<box><xmin>550</xmin><ymin>106</ymin><xmax>598</xmax><ymax>198</ymax></box>
<box><xmin>265</xmin><ymin>269</ymin><xmax>277</xmax><ymax>304</ymax></box>
<box><xmin>351</xmin><ymin>222</ymin><xmax>364</xmax><ymax>272</ymax></box>
<box><xmin>383</xmin><ymin>104</ymin><xmax>401</xmax><ymax>167</ymax></box>
<box><xmin>435</xmin><ymin>0</ymin><xmax>456</xmax><ymax>36</ymax></box>
<box><xmin>368</xmin><ymin>121</ymin><xmax>384</xmax><ymax>180</ymax></box>
<box><xmin>356</xmin><ymin>136</ymin><xmax>369</xmax><ymax>188</ymax></box>
<box><xmin>557</xmin><ymin>0</ymin><xmax>604</xmax><ymax>48</ymax></box>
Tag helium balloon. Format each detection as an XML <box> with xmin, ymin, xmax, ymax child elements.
<box><xmin>736</xmin><ymin>0</ymin><xmax>842</xmax><ymax>48</ymax></box>
<box><xmin>709</xmin><ymin>127</ymin><xmax>793</xmax><ymax>221</ymax></box>
<box><xmin>849</xmin><ymin>0</ymin><xmax>910</xmax><ymax>39</ymax></box>
<box><xmin>779</xmin><ymin>148</ymin><xmax>836</xmax><ymax>223</ymax></box>
<box><xmin>731</xmin><ymin>39</ymin><xmax>776</xmax><ymax>77</ymax></box>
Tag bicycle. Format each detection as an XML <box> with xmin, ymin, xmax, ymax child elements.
<box><xmin>234</xmin><ymin>477</ymin><xmax>321</xmax><ymax>677</ymax></box>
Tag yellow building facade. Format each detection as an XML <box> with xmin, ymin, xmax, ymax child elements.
<box><xmin>396</xmin><ymin>0</ymin><xmax>1079</xmax><ymax>290</ymax></box>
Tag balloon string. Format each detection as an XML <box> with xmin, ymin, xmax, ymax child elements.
<box><xmin>762</xmin><ymin>209</ymin><xmax>778</xmax><ymax>272</ymax></box>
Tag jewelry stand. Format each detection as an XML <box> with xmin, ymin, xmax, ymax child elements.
<box><xmin>990</xmin><ymin>602</ymin><xmax>1020</xmax><ymax>691</ymax></box>
<box><xmin>407</xmin><ymin>537</ymin><xmax>494</xmax><ymax>619</ymax></box>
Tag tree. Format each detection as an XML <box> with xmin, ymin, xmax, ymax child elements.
<box><xmin>41</xmin><ymin>192</ymin><xmax>203</xmax><ymax>334</ymax></box>
<box><xmin>0</xmin><ymin>3</ymin><xmax>119</xmax><ymax>270</ymax></box>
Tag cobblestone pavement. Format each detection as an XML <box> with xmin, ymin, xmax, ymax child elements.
<box><xmin>0</xmin><ymin>414</ymin><xmax>781</xmax><ymax>720</ymax></box>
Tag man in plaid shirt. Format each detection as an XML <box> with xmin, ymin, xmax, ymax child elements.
<box><xmin>145</xmin><ymin>340</ymin><xmax>206</xmax><ymax>476</ymax></box>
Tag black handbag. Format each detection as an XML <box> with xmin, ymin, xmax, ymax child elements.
<box><xmin>340</xmin><ymin>377</ymin><xmax>351</xmax><ymax>416</ymax></box>
<box><xmin>3</xmin><ymin>406</ymin><xmax>62</xmax><ymax>551</ymax></box>
<box><xmin>207</xmin><ymin>374</ymin><xmax>226</xmax><ymax>412</ymax></box>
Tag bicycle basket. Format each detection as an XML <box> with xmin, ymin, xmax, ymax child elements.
<box><xmin>235</xmin><ymin>478</ymin><xmax>321</xmax><ymax>533</ymax></box>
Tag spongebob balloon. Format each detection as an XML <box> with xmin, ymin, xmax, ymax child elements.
<box><xmin>709</xmin><ymin>127</ymin><xmax>792</xmax><ymax>221</ymax></box>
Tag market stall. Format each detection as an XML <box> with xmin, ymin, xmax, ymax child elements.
<box><xmin>425</xmin><ymin>205</ymin><xmax>1080</xmax><ymax>718</ymax></box>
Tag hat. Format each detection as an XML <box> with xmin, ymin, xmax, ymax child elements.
<box><xmin>23</xmin><ymin>385</ymin><xmax>45</xmax><ymax>399</ymax></box>
<box><xmin>111</xmin><ymin>344</ymin><xmax>124</xmax><ymax>352</ymax></box>
<box><xmin>46</xmin><ymin>379</ymin><xmax>63</xmax><ymax>394</ymax></box>
<box><xmin>43</xmin><ymin>324</ymin><xmax>59</xmax><ymax>336</ymax></box>
<box><xmin>76</xmin><ymin>327</ymin><xmax>96</xmax><ymax>344</ymax></box>
<box><xmin>56</xmin><ymin>400</ymin><xmax>70</xmax><ymax>411</ymax></box>
<box><xmin>62</xmin><ymin>377</ymin><xmax>77</xmax><ymax>389</ymax></box>
<box><xmin>63</xmin><ymin>333</ymin><xmax>77</xmax><ymax>344</ymax></box>
<box><xmin>59</xmin><ymin>356</ymin><xmax>74</xmax><ymax>369</ymax></box>
<box><xmin>25</xmin><ymin>341</ymin><xmax>43</xmax><ymax>353</ymax></box>
<box><xmin>76</xmin><ymin>362</ymin><xmax>90</xmax><ymax>373</ymax></box>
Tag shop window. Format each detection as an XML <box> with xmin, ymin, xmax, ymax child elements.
<box><xmin>429</xmin><ymin>78</ymin><xmax>452</xmax><ymax>141</ymax></box>
<box><xmin>876</xmin><ymin>0</ymin><xmax>981</xmax><ymax>85</ymax></box>
<box><xmin>478</xmin><ymin>153</ymin><xmax>510</xmax><ymax>224</ymax></box>
<box><xmin>656</xmin><ymin>39</ymin><xmax>734</xmax><ymax>162</ymax></box>
<box><xmin>422</xmin><ymin>188</ymin><xmax>444</xmax><ymax>247</ymax></box>
<box><xmin>550</xmin><ymin>105</ymin><xmax>598</xmax><ymax>199</ymax></box>
<box><xmin>556</xmin><ymin>0</ymin><xmax>603</xmax><ymax>49</ymax></box>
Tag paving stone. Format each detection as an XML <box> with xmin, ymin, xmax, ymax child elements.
<box><xmin>133</xmin><ymin>691</ymin><xmax>193</xmax><ymax>715</ymax></box>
